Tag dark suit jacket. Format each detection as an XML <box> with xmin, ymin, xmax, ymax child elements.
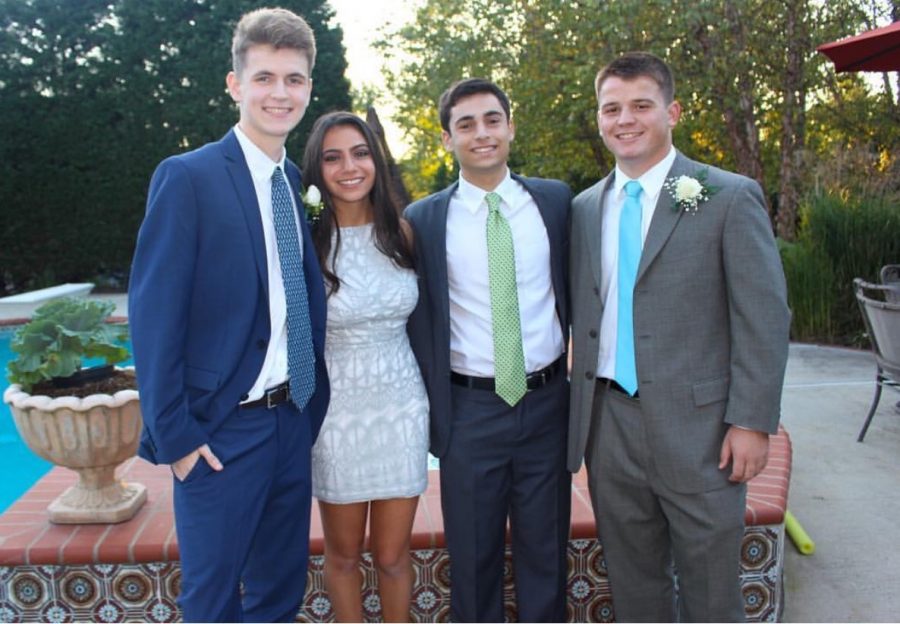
<box><xmin>566</xmin><ymin>151</ymin><xmax>790</xmax><ymax>492</ymax></box>
<box><xmin>129</xmin><ymin>129</ymin><xmax>330</xmax><ymax>465</ymax></box>
<box><xmin>405</xmin><ymin>174</ymin><xmax>572</xmax><ymax>457</ymax></box>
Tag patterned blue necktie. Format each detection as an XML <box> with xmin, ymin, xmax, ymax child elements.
<box><xmin>271</xmin><ymin>166</ymin><xmax>316</xmax><ymax>410</ymax></box>
<box><xmin>615</xmin><ymin>180</ymin><xmax>643</xmax><ymax>396</ymax></box>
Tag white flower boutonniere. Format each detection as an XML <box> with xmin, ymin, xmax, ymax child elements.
<box><xmin>301</xmin><ymin>184</ymin><xmax>324</xmax><ymax>224</ymax></box>
<box><xmin>664</xmin><ymin>168</ymin><xmax>720</xmax><ymax>215</ymax></box>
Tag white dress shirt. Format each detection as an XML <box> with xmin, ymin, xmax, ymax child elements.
<box><xmin>596</xmin><ymin>147</ymin><xmax>677</xmax><ymax>378</ymax></box>
<box><xmin>233</xmin><ymin>125</ymin><xmax>303</xmax><ymax>401</ymax></box>
<box><xmin>446</xmin><ymin>170</ymin><xmax>565</xmax><ymax>377</ymax></box>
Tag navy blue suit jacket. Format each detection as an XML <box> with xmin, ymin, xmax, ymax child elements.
<box><xmin>404</xmin><ymin>174</ymin><xmax>571</xmax><ymax>457</ymax></box>
<box><xmin>129</xmin><ymin>129</ymin><xmax>329</xmax><ymax>465</ymax></box>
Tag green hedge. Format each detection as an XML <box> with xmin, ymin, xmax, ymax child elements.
<box><xmin>780</xmin><ymin>192</ymin><xmax>900</xmax><ymax>345</ymax></box>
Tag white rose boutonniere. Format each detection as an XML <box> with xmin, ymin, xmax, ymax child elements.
<box><xmin>301</xmin><ymin>184</ymin><xmax>324</xmax><ymax>224</ymax></box>
<box><xmin>663</xmin><ymin>168</ymin><xmax>720</xmax><ymax>215</ymax></box>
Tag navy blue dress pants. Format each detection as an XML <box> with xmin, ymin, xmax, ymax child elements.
<box><xmin>440</xmin><ymin>373</ymin><xmax>571</xmax><ymax>622</ymax></box>
<box><xmin>173</xmin><ymin>402</ymin><xmax>312</xmax><ymax>622</ymax></box>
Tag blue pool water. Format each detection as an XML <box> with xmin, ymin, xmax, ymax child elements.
<box><xmin>0</xmin><ymin>326</ymin><xmax>133</xmax><ymax>513</ymax></box>
<box><xmin>1</xmin><ymin>324</ymin><xmax>436</xmax><ymax>513</ymax></box>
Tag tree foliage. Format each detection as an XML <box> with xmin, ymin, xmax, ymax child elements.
<box><xmin>378</xmin><ymin>0</ymin><xmax>900</xmax><ymax>237</ymax></box>
<box><xmin>0</xmin><ymin>0</ymin><xmax>351</xmax><ymax>294</ymax></box>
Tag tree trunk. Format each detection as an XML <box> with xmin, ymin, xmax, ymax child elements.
<box><xmin>366</xmin><ymin>106</ymin><xmax>413</xmax><ymax>208</ymax></box>
<box><xmin>881</xmin><ymin>0</ymin><xmax>899</xmax><ymax>116</ymax></box>
<box><xmin>776</xmin><ymin>0</ymin><xmax>808</xmax><ymax>241</ymax></box>
<box><xmin>721</xmin><ymin>2</ymin><xmax>769</xmax><ymax>214</ymax></box>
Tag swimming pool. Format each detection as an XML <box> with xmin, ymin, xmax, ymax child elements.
<box><xmin>0</xmin><ymin>325</ymin><xmax>134</xmax><ymax>513</ymax></box>
<box><xmin>2</xmin><ymin>323</ymin><xmax>437</xmax><ymax>513</ymax></box>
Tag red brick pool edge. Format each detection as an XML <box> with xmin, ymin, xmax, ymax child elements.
<box><xmin>0</xmin><ymin>428</ymin><xmax>791</xmax><ymax>621</ymax></box>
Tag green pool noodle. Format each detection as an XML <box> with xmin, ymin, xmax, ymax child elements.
<box><xmin>785</xmin><ymin>510</ymin><xmax>815</xmax><ymax>555</ymax></box>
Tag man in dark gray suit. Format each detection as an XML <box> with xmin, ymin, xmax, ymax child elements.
<box><xmin>405</xmin><ymin>78</ymin><xmax>572</xmax><ymax>622</ymax></box>
<box><xmin>567</xmin><ymin>52</ymin><xmax>790</xmax><ymax>622</ymax></box>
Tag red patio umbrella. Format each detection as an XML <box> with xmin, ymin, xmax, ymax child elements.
<box><xmin>817</xmin><ymin>21</ymin><xmax>900</xmax><ymax>72</ymax></box>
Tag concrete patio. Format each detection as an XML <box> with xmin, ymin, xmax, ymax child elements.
<box><xmin>780</xmin><ymin>343</ymin><xmax>900</xmax><ymax>622</ymax></box>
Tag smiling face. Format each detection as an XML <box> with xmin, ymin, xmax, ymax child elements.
<box><xmin>596</xmin><ymin>75</ymin><xmax>681</xmax><ymax>179</ymax></box>
<box><xmin>320</xmin><ymin>124</ymin><xmax>376</xmax><ymax>217</ymax></box>
<box><xmin>441</xmin><ymin>92</ymin><xmax>514</xmax><ymax>190</ymax></box>
<box><xmin>226</xmin><ymin>44</ymin><xmax>312</xmax><ymax>161</ymax></box>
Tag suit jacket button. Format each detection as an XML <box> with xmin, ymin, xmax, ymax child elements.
<box><xmin>257</xmin><ymin>339</ymin><xmax>266</xmax><ymax>350</ymax></box>
<box><xmin>589</xmin><ymin>329</ymin><xmax>598</xmax><ymax>339</ymax></box>
<box><xmin>240</xmin><ymin>393</ymin><xmax>249</xmax><ymax>401</ymax></box>
<box><xmin>593</xmin><ymin>287</ymin><xmax>599</xmax><ymax>295</ymax></box>
<box><xmin>584</xmin><ymin>371</ymin><xmax>592</xmax><ymax>380</ymax></box>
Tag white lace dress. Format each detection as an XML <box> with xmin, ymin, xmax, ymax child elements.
<box><xmin>311</xmin><ymin>223</ymin><xmax>429</xmax><ymax>504</ymax></box>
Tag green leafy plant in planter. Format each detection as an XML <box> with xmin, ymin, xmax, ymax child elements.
<box><xmin>3</xmin><ymin>297</ymin><xmax>146</xmax><ymax>524</ymax></box>
<box><xmin>7</xmin><ymin>297</ymin><xmax>129</xmax><ymax>394</ymax></box>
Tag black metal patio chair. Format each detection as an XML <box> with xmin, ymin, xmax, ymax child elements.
<box><xmin>854</xmin><ymin>278</ymin><xmax>900</xmax><ymax>442</ymax></box>
<box><xmin>881</xmin><ymin>264</ymin><xmax>900</xmax><ymax>304</ymax></box>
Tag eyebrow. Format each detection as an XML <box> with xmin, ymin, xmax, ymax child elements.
<box><xmin>252</xmin><ymin>70</ymin><xmax>308</xmax><ymax>80</ymax></box>
<box><xmin>323</xmin><ymin>142</ymin><xmax>369</xmax><ymax>154</ymax></box>
<box><xmin>601</xmin><ymin>98</ymin><xmax>655</xmax><ymax>108</ymax></box>
<box><xmin>453</xmin><ymin>109</ymin><xmax>504</xmax><ymax>125</ymax></box>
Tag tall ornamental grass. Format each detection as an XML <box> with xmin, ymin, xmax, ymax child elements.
<box><xmin>780</xmin><ymin>192</ymin><xmax>900</xmax><ymax>345</ymax></box>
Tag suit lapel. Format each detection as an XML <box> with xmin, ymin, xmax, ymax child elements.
<box><xmin>222</xmin><ymin>130</ymin><xmax>270</xmax><ymax>297</ymax></box>
<box><xmin>588</xmin><ymin>175</ymin><xmax>614</xmax><ymax>291</ymax></box>
<box><xmin>636</xmin><ymin>152</ymin><xmax>691</xmax><ymax>283</ymax></box>
<box><xmin>515</xmin><ymin>174</ymin><xmax>567</xmax><ymax>333</ymax></box>
<box><xmin>514</xmin><ymin>174</ymin><xmax>552</xmax><ymax>231</ymax></box>
<box><xmin>287</xmin><ymin>163</ymin><xmax>327</xmax><ymax>348</ymax></box>
<box><xmin>429</xmin><ymin>184</ymin><xmax>455</xmax><ymax>332</ymax></box>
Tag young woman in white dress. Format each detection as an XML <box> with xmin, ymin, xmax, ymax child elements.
<box><xmin>302</xmin><ymin>112</ymin><xmax>429</xmax><ymax>622</ymax></box>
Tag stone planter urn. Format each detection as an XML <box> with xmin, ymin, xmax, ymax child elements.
<box><xmin>3</xmin><ymin>383</ymin><xmax>147</xmax><ymax>524</ymax></box>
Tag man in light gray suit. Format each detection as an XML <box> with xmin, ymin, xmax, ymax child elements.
<box><xmin>567</xmin><ymin>52</ymin><xmax>790</xmax><ymax>622</ymax></box>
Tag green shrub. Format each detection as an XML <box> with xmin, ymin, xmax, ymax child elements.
<box><xmin>781</xmin><ymin>192</ymin><xmax>900</xmax><ymax>345</ymax></box>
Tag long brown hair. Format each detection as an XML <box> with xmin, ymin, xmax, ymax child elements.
<box><xmin>301</xmin><ymin>111</ymin><xmax>414</xmax><ymax>295</ymax></box>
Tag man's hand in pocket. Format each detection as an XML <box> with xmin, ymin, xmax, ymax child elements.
<box><xmin>172</xmin><ymin>444</ymin><xmax>224</xmax><ymax>481</ymax></box>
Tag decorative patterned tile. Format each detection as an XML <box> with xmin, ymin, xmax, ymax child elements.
<box><xmin>1</xmin><ymin>527</ymin><xmax>784</xmax><ymax>622</ymax></box>
<box><xmin>0</xmin><ymin>563</ymin><xmax>180</xmax><ymax>622</ymax></box>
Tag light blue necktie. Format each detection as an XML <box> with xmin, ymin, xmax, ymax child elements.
<box><xmin>615</xmin><ymin>180</ymin><xmax>643</xmax><ymax>396</ymax></box>
<box><xmin>271</xmin><ymin>166</ymin><xmax>316</xmax><ymax>410</ymax></box>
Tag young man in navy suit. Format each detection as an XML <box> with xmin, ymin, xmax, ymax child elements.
<box><xmin>129</xmin><ymin>8</ymin><xmax>329</xmax><ymax>622</ymax></box>
<box><xmin>405</xmin><ymin>78</ymin><xmax>572</xmax><ymax>622</ymax></box>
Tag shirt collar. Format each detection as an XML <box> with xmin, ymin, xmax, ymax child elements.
<box><xmin>456</xmin><ymin>168</ymin><xmax>516</xmax><ymax>214</ymax></box>
<box><xmin>233</xmin><ymin>124</ymin><xmax>287</xmax><ymax>184</ymax></box>
<box><xmin>612</xmin><ymin>146</ymin><xmax>677</xmax><ymax>202</ymax></box>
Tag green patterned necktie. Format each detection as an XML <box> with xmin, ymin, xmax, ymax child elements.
<box><xmin>485</xmin><ymin>192</ymin><xmax>527</xmax><ymax>406</ymax></box>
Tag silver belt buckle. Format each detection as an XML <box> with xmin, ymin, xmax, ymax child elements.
<box><xmin>528</xmin><ymin>363</ymin><xmax>551</xmax><ymax>387</ymax></box>
<box><xmin>266</xmin><ymin>384</ymin><xmax>287</xmax><ymax>409</ymax></box>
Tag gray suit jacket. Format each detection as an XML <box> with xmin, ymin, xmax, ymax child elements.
<box><xmin>405</xmin><ymin>174</ymin><xmax>572</xmax><ymax>457</ymax></box>
<box><xmin>566</xmin><ymin>152</ymin><xmax>790</xmax><ymax>493</ymax></box>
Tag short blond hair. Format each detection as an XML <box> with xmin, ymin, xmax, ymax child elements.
<box><xmin>231</xmin><ymin>7</ymin><xmax>316</xmax><ymax>76</ymax></box>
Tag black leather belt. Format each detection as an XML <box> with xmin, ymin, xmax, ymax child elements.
<box><xmin>597</xmin><ymin>377</ymin><xmax>639</xmax><ymax>399</ymax></box>
<box><xmin>241</xmin><ymin>381</ymin><xmax>291</xmax><ymax>409</ymax></box>
<box><xmin>451</xmin><ymin>357</ymin><xmax>563</xmax><ymax>392</ymax></box>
